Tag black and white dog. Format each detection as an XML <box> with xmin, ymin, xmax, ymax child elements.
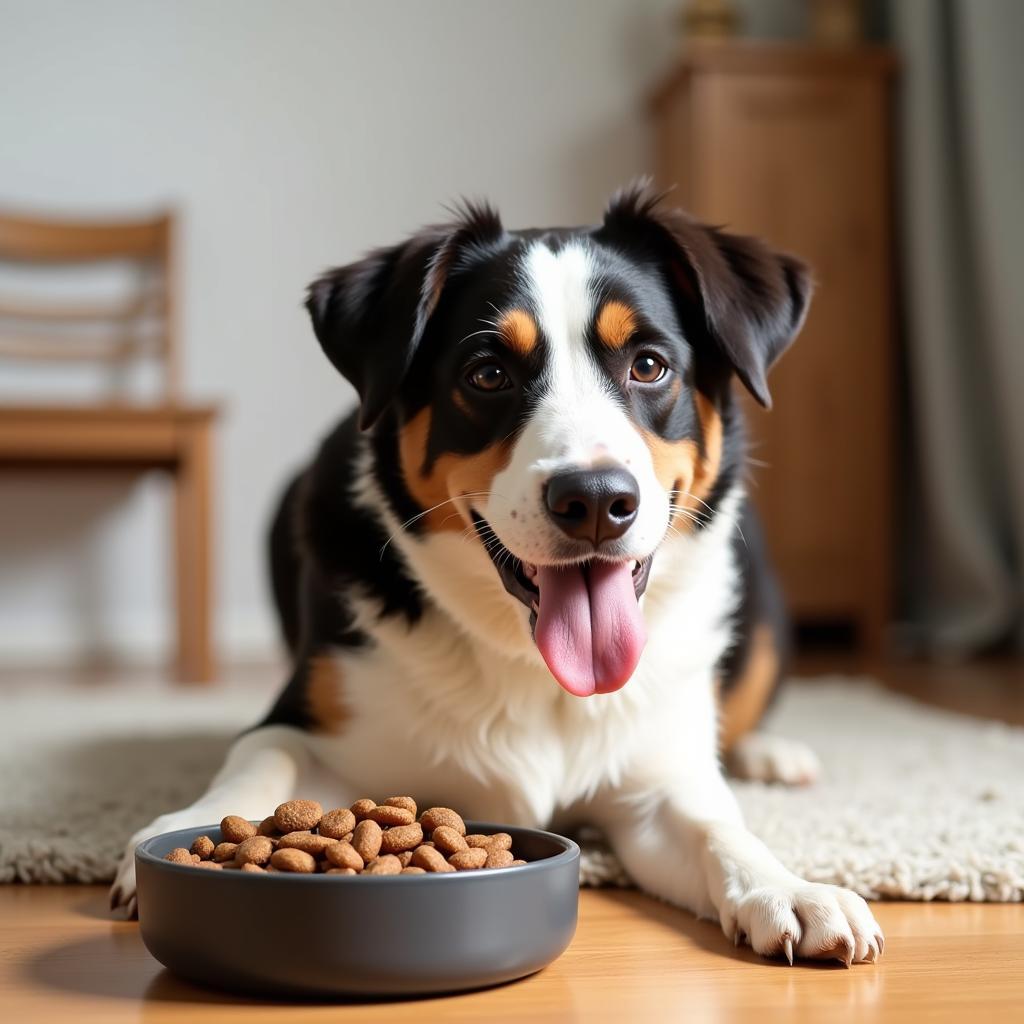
<box><xmin>112</xmin><ymin>185</ymin><xmax>882</xmax><ymax>965</ymax></box>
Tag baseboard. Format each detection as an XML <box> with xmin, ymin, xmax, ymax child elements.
<box><xmin>0</xmin><ymin>607</ymin><xmax>280</xmax><ymax>667</ymax></box>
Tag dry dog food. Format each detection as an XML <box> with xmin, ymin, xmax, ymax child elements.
<box><xmin>164</xmin><ymin>797</ymin><xmax>529</xmax><ymax>876</ymax></box>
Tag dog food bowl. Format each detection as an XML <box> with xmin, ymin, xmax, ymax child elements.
<box><xmin>135</xmin><ymin>821</ymin><xmax>579</xmax><ymax>998</ymax></box>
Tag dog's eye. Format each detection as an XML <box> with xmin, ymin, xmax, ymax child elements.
<box><xmin>466</xmin><ymin>362</ymin><xmax>510</xmax><ymax>392</ymax></box>
<box><xmin>630</xmin><ymin>353</ymin><xmax>668</xmax><ymax>384</ymax></box>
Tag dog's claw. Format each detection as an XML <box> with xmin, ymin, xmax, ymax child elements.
<box><xmin>875</xmin><ymin>933</ymin><xmax>885</xmax><ymax>959</ymax></box>
<box><xmin>782</xmin><ymin>936</ymin><xmax>794</xmax><ymax>965</ymax></box>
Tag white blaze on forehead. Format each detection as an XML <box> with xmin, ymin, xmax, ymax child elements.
<box><xmin>520</xmin><ymin>240</ymin><xmax>627</xmax><ymax>464</ymax></box>
<box><xmin>523</xmin><ymin>241</ymin><xmax>595</xmax><ymax>369</ymax></box>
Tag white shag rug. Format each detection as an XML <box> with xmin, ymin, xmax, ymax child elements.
<box><xmin>2</xmin><ymin>677</ymin><xmax>1022</xmax><ymax>902</ymax></box>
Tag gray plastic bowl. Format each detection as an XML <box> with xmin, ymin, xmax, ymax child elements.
<box><xmin>136</xmin><ymin>821</ymin><xmax>579</xmax><ymax>998</ymax></box>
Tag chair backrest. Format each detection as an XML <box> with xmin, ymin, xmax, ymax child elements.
<box><xmin>0</xmin><ymin>209</ymin><xmax>179</xmax><ymax>399</ymax></box>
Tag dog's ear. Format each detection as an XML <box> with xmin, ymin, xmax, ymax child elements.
<box><xmin>306</xmin><ymin>201</ymin><xmax>505</xmax><ymax>430</ymax></box>
<box><xmin>597</xmin><ymin>181</ymin><xmax>811</xmax><ymax>408</ymax></box>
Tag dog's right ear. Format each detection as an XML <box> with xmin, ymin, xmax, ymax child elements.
<box><xmin>306</xmin><ymin>202</ymin><xmax>504</xmax><ymax>430</ymax></box>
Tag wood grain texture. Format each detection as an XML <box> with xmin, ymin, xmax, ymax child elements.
<box><xmin>653</xmin><ymin>43</ymin><xmax>897</xmax><ymax>655</ymax></box>
<box><xmin>0</xmin><ymin>886</ymin><xmax>1020</xmax><ymax>1023</ymax></box>
<box><xmin>0</xmin><ymin>405</ymin><xmax>218</xmax><ymax>682</ymax></box>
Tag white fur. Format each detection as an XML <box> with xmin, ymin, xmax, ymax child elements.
<box><xmin>110</xmin><ymin>240</ymin><xmax>882</xmax><ymax>964</ymax></box>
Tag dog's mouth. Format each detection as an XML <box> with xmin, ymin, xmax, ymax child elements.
<box><xmin>471</xmin><ymin>511</ymin><xmax>652</xmax><ymax>698</ymax></box>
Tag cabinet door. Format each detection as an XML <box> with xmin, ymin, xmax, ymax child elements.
<box><xmin>686</xmin><ymin>70</ymin><xmax>891</xmax><ymax>640</ymax></box>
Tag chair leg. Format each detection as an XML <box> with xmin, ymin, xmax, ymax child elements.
<box><xmin>174</xmin><ymin>422</ymin><xmax>215</xmax><ymax>683</ymax></box>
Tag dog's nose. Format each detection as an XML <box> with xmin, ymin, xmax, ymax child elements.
<box><xmin>545</xmin><ymin>468</ymin><xmax>640</xmax><ymax>545</ymax></box>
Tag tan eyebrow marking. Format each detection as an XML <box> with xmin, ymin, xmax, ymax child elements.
<box><xmin>497</xmin><ymin>309</ymin><xmax>538</xmax><ymax>357</ymax></box>
<box><xmin>595</xmin><ymin>300</ymin><xmax>638</xmax><ymax>349</ymax></box>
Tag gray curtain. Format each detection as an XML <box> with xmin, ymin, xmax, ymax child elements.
<box><xmin>892</xmin><ymin>0</ymin><xmax>1024</xmax><ymax>655</ymax></box>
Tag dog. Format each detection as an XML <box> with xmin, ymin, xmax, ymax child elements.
<box><xmin>111</xmin><ymin>184</ymin><xmax>882</xmax><ymax>965</ymax></box>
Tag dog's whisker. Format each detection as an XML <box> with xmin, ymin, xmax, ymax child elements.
<box><xmin>379</xmin><ymin>491</ymin><xmax>507</xmax><ymax>559</ymax></box>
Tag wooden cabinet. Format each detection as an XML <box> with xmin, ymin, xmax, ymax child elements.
<box><xmin>651</xmin><ymin>43</ymin><xmax>897</xmax><ymax>653</ymax></box>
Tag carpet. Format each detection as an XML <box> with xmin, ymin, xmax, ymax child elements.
<box><xmin>2</xmin><ymin>677</ymin><xmax>1021</xmax><ymax>901</ymax></box>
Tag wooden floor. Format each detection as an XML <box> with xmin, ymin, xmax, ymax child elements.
<box><xmin>2</xmin><ymin>886</ymin><xmax>1022</xmax><ymax>1023</ymax></box>
<box><xmin>2</xmin><ymin>655</ymin><xmax>1022</xmax><ymax>1021</ymax></box>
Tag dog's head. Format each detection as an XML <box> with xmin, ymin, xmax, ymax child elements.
<box><xmin>307</xmin><ymin>184</ymin><xmax>810</xmax><ymax>697</ymax></box>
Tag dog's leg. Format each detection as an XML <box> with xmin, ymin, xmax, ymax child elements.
<box><xmin>726</xmin><ymin>732</ymin><xmax>821</xmax><ymax>786</ymax></box>
<box><xmin>598</xmin><ymin>766</ymin><xmax>883</xmax><ymax>965</ymax></box>
<box><xmin>109</xmin><ymin>724</ymin><xmax>313</xmax><ymax>919</ymax></box>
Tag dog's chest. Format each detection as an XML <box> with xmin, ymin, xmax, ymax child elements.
<box><xmin>315</xmin><ymin>583</ymin><xmax>726</xmax><ymax>826</ymax></box>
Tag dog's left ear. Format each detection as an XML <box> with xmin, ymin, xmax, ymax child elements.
<box><xmin>306</xmin><ymin>201</ymin><xmax>505</xmax><ymax>430</ymax></box>
<box><xmin>597</xmin><ymin>182</ymin><xmax>812</xmax><ymax>408</ymax></box>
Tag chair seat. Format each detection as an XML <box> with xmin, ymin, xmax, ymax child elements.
<box><xmin>0</xmin><ymin>403</ymin><xmax>218</xmax><ymax>465</ymax></box>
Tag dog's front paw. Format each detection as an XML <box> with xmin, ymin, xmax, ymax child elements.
<box><xmin>722</xmin><ymin>881</ymin><xmax>883</xmax><ymax>965</ymax></box>
<box><xmin>108</xmin><ymin>810</ymin><xmax>207</xmax><ymax>920</ymax></box>
<box><xmin>109</xmin><ymin>839</ymin><xmax>141</xmax><ymax>920</ymax></box>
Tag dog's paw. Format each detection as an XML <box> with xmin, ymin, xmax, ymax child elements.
<box><xmin>109</xmin><ymin>839</ymin><xmax>141</xmax><ymax>920</ymax></box>
<box><xmin>108</xmin><ymin>810</ymin><xmax>208</xmax><ymax>919</ymax></box>
<box><xmin>722</xmin><ymin>881</ymin><xmax>883</xmax><ymax>965</ymax></box>
<box><xmin>727</xmin><ymin>733</ymin><xmax>821</xmax><ymax>786</ymax></box>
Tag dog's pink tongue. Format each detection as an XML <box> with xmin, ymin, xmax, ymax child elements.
<box><xmin>534</xmin><ymin>561</ymin><xmax>647</xmax><ymax>697</ymax></box>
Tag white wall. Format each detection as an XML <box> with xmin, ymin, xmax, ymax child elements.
<box><xmin>0</xmin><ymin>0</ymin><xmax>799</xmax><ymax>666</ymax></box>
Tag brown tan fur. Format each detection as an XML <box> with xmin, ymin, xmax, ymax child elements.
<box><xmin>398</xmin><ymin>408</ymin><xmax>511</xmax><ymax>532</ymax></box>
<box><xmin>642</xmin><ymin>392</ymin><xmax>723</xmax><ymax>529</ymax></box>
<box><xmin>497</xmin><ymin>309</ymin><xmax>538</xmax><ymax>357</ymax></box>
<box><xmin>306</xmin><ymin>655</ymin><xmax>350</xmax><ymax>734</ymax></box>
<box><xmin>718</xmin><ymin>624</ymin><xmax>779</xmax><ymax>752</ymax></box>
<box><xmin>595</xmin><ymin>300</ymin><xmax>638</xmax><ymax>350</ymax></box>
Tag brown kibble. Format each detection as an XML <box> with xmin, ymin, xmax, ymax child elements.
<box><xmin>190</xmin><ymin>835</ymin><xmax>215</xmax><ymax>860</ymax></box>
<box><xmin>325</xmin><ymin>841</ymin><xmax>364</xmax><ymax>871</ymax></box>
<box><xmin>487</xmin><ymin>832</ymin><xmax>513</xmax><ymax>851</ymax></box>
<box><xmin>319</xmin><ymin>807</ymin><xmax>356</xmax><ymax>840</ymax></box>
<box><xmin>366</xmin><ymin>804</ymin><xmax>415</xmax><ymax>827</ymax></box>
<box><xmin>364</xmin><ymin>854</ymin><xmax>402</xmax><ymax>875</ymax></box>
<box><xmin>157</xmin><ymin>797</ymin><xmax>526</xmax><ymax>880</ymax></box>
<box><xmin>220</xmin><ymin>815</ymin><xmax>257</xmax><ymax>843</ymax></box>
<box><xmin>411</xmin><ymin>845</ymin><xmax>455</xmax><ymax>873</ymax></box>
<box><xmin>274</xmin><ymin>799</ymin><xmax>322</xmax><ymax>834</ymax></box>
<box><xmin>351</xmin><ymin>819</ymin><xmax>383</xmax><ymax>862</ymax></box>
<box><xmin>380</xmin><ymin>822</ymin><xmax>423</xmax><ymax>854</ymax></box>
<box><xmin>350</xmin><ymin>798</ymin><xmax>377</xmax><ymax>820</ymax></box>
<box><xmin>277</xmin><ymin>831</ymin><xmax>338</xmax><ymax>856</ymax></box>
<box><xmin>432</xmin><ymin>825</ymin><xmax>468</xmax><ymax>855</ymax></box>
<box><xmin>270</xmin><ymin>848</ymin><xmax>317</xmax><ymax>873</ymax></box>
<box><xmin>420</xmin><ymin>807</ymin><xmax>466</xmax><ymax>835</ymax></box>
<box><xmin>212</xmin><ymin>842</ymin><xmax>238</xmax><ymax>863</ymax></box>
<box><xmin>449</xmin><ymin>848</ymin><xmax>488</xmax><ymax>870</ymax></box>
<box><xmin>485</xmin><ymin>848</ymin><xmax>515</xmax><ymax>869</ymax></box>
<box><xmin>234</xmin><ymin>835</ymin><xmax>274</xmax><ymax>866</ymax></box>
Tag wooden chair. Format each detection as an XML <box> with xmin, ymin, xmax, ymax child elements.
<box><xmin>0</xmin><ymin>209</ymin><xmax>218</xmax><ymax>682</ymax></box>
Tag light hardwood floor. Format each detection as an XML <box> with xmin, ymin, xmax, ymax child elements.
<box><xmin>2</xmin><ymin>657</ymin><xmax>1022</xmax><ymax>1021</ymax></box>
<box><xmin>2</xmin><ymin>886</ymin><xmax>1022</xmax><ymax>1023</ymax></box>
